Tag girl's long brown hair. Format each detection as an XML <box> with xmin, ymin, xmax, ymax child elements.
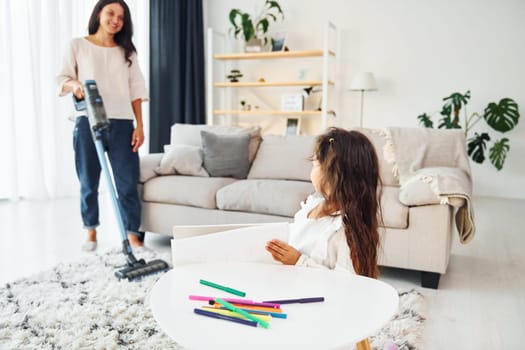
<box><xmin>314</xmin><ymin>128</ymin><xmax>381</xmax><ymax>278</ymax></box>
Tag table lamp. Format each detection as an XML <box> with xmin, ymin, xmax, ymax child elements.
<box><xmin>349</xmin><ymin>72</ymin><xmax>377</xmax><ymax>127</ymax></box>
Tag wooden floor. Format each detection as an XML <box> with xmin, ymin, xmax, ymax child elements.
<box><xmin>1</xmin><ymin>196</ymin><xmax>524</xmax><ymax>349</ymax></box>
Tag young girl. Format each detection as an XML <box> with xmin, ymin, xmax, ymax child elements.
<box><xmin>266</xmin><ymin>128</ymin><xmax>381</xmax><ymax>278</ymax></box>
<box><xmin>56</xmin><ymin>0</ymin><xmax>148</xmax><ymax>251</ymax></box>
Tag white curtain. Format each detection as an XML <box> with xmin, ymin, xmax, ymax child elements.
<box><xmin>0</xmin><ymin>0</ymin><xmax>149</xmax><ymax>200</ymax></box>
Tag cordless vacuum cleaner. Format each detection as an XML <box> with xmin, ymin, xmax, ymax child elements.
<box><xmin>74</xmin><ymin>80</ymin><xmax>169</xmax><ymax>281</ymax></box>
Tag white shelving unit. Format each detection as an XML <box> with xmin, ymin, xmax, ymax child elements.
<box><xmin>206</xmin><ymin>21</ymin><xmax>338</xmax><ymax>133</ymax></box>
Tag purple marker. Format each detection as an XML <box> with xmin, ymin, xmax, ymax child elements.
<box><xmin>262</xmin><ymin>297</ymin><xmax>325</xmax><ymax>304</ymax></box>
<box><xmin>194</xmin><ymin>308</ymin><xmax>258</xmax><ymax>327</ymax></box>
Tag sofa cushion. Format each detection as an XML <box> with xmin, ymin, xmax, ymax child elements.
<box><xmin>169</xmin><ymin>123</ymin><xmax>262</xmax><ymax>163</ymax></box>
<box><xmin>380</xmin><ymin>186</ymin><xmax>409</xmax><ymax>229</ymax></box>
<box><xmin>216</xmin><ymin>179</ymin><xmax>315</xmax><ymax>217</ymax></box>
<box><xmin>143</xmin><ymin>176</ymin><xmax>237</xmax><ymax>209</ymax></box>
<box><xmin>247</xmin><ymin>135</ymin><xmax>316</xmax><ymax>181</ymax></box>
<box><xmin>201</xmin><ymin>130</ymin><xmax>250</xmax><ymax>179</ymax></box>
<box><xmin>154</xmin><ymin>145</ymin><xmax>209</xmax><ymax>177</ymax></box>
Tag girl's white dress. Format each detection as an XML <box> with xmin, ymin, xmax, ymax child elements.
<box><xmin>288</xmin><ymin>194</ymin><xmax>354</xmax><ymax>273</ymax></box>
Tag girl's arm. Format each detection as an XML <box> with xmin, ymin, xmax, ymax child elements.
<box><xmin>131</xmin><ymin>98</ymin><xmax>145</xmax><ymax>152</ymax></box>
<box><xmin>273</xmin><ymin>229</ymin><xmax>354</xmax><ymax>273</ymax></box>
<box><xmin>265</xmin><ymin>239</ymin><xmax>301</xmax><ymax>265</ymax></box>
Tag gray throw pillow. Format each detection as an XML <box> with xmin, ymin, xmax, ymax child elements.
<box><xmin>201</xmin><ymin>130</ymin><xmax>250</xmax><ymax>179</ymax></box>
<box><xmin>169</xmin><ymin>124</ymin><xmax>262</xmax><ymax>163</ymax></box>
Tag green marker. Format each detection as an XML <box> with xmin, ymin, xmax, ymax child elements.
<box><xmin>199</xmin><ymin>279</ymin><xmax>246</xmax><ymax>297</ymax></box>
<box><xmin>215</xmin><ymin>298</ymin><xmax>269</xmax><ymax>329</ymax></box>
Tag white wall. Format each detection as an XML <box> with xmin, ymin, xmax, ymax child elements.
<box><xmin>205</xmin><ymin>0</ymin><xmax>525</xmax><ymax>199</ymax></box>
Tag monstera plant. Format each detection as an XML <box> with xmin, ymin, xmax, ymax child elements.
<box><xmin>417</xmin><ymin>91</ymin><xmax>520</xmax><ymax>170</ymax></box>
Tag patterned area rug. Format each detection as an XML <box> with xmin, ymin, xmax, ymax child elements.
<box><xmin>0</xmin><ymin>249</ymin><xmax>425</xmax><ymax>350</ymax></box>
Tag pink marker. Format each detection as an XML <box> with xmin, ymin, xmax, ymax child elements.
<box><xmin>188</xmin><ymin>295</ymin><xmax>281</xmax><ymax>308</ymax></box>
<box><xmin>189</xmin><ymin>295</ymin><xmax>252</xmax><ymax>304</ymax></box>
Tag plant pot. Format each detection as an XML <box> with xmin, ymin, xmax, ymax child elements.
<box><xmin>244</xmin><ymin>38</ymin><xmax>264</xmax><ymax>53</ymax></box>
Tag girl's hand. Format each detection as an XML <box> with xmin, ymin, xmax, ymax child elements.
<box><xmin>131</xmin><ymin>126</ymin><xmax>144</xmax><ymax>152</ymax></box>
<box><xmin>265</xmin><ymin>239</ymin><xmax>301</xmax><ymax>265</ymax></box>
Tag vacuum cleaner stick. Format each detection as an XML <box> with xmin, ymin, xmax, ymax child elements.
<box><xmin>80</xmin><ymin>80</ymin><xmax>169</xmax><ymax>280</ymax></box>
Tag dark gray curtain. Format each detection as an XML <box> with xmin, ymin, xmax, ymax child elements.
<box><xmin>149</xmin><ymin>0</ymin><xmax>206</xmax><ymax>153</ymax></box>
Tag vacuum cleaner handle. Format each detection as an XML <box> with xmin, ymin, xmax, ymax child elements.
<box><xmin>82</xmin><ymin>80</ymin><xmax>110</xmax><ymax>134</ymax></box>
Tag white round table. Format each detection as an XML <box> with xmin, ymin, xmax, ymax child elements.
<box><xmin>149</xmin><ymin>262</ymin><xmax>398</xmax><ymax>350</ymax></box>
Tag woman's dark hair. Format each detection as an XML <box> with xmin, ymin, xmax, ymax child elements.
<box><xmin>314</xmin><ymin>128</ymin><xmax>381</xmax><ymax>278</ymax></box>
<box><xmin>88</xmin><ymin>0</ymin><xmax>136</xmax><ymax>66</ymax></box>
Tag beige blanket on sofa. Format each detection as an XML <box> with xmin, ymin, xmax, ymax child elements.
<box><xmin>381</xmin><ymin>127</ymin><xmax>475</xmax><ymax>244</ymax></box>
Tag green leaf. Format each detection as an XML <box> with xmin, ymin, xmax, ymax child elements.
<box><xmin>417</xmin><ymin>113</ymin><xmax>434</xmax><ymax>128</ymax></box>
<box><xmin>467</xmin><ymin>132</ymin><xmax>490</xmax><ymax>164</ymax></box>
<box><xmin>438</xmin><ymin>115</ymin><xmax>461</xmax><ymax>129</ymax></box>
<box><xmin>483</xmin><ymin>98</ymin><xmax>520</xmax><ymax>133</ymax></box>
<box><xmin>266</xmin><ymin>13</ymin><xmax>277</xmax><ymax>22</ymax></box>
<box><xmin>266</xmin><ymin>0</ymin><xmax>284</xmax><ymax>17</ymax></box>
<box><xmin>441</xmin><ymin>91</ymin><xmax>469</xmax><ymax>128</ymax></box>
<box><xmin>440</xmin><ymin>104</ymin><xmax>451</xmax><ymax>118</ymax></box>
<box><xmin>241</xmin><ymin>13</ymin><xmax>254</xmax><ymax>41</ymax></box>
<box><xmin>442</xmin><ymin>91</ymin><xmax>470</xmax><ymax>113</ymax></box>
<box><xmin>229</xmin><ymin>9</ymin><xmax>242</xmax><ymax>30</ymax></box>
<box><xmin>489</xmin><ymin>138</ymin><xmax>510</xmax><ymax>170</ymax></box>
<box><xmin>257</xmin><ymin>18</ymin><xmax>269</xmax><ymax>34</ymax></box>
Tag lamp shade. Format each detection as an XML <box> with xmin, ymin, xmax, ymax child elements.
<box><xmin>349</xmin><ymin>72</ymin><xmax>377</xmax><ymax>91</ymax></box>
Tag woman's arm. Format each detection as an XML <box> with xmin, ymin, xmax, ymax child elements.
<box><xmin>56</xmin><ymin>40</ymin><xmax>82</xmax><ymax>98</ymax></box>
<box><xmin>62</xmin><ymin>80</ymin><xmax>84</xmax><ymax>99</ymax></box>
<box><xmin>131</xmin><ymin>98</ymin><xmax>144</xmax><ymax>152</ymax></box>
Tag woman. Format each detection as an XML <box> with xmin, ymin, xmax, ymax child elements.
<box><xmin>56</xmin><ymin>0</ymin><xmax>148</xmax><ymax>251</ymax></box>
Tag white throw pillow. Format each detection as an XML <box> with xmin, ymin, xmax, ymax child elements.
<box><xmin>155</xmin><ymin>145</ymin><xmax>209</xmax><ymax>177</ymax></box>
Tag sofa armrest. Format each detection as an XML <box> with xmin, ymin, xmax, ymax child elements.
<box><xmin>399</xmin><ymin>167</ymin><xmax>470</xmax><ymax>208</ymax></box>
<box><xmin>139</xmin><ymin>153</ymin><xmax>163</xmax><ymax>183</ymax></box>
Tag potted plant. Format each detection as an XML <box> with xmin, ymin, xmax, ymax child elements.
<box><xmin>417</xmin><ymin>91</ymin><xmax>520</xmax><ymax>170</ymax></box>
<box><xmin>226</xmin><ymin>69</ymin><xmax>243</xmax><ymax>82</ymax></box>
<box><xmin>229</xmin><ymin>0</ymin><xmax>284</xmax><ymax>52</ymax></box>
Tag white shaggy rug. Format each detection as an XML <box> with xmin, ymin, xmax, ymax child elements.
<box><xmin>0</xmin><ymin>249</ymin><xmax>425</xmax><ymax>350</ymax></box>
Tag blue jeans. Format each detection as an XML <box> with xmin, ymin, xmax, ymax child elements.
<box><xmin>73</xmin><ymin>116</ymin><xmax>144</xmax><ymax>241</ymax></box>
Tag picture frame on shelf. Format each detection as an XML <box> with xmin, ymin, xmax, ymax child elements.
<box><xmin>303</xmin><ymin>86</ymin><xmax>322</xmax><ymax>111</ymax></box>
<box><xmin>284</xmin><ymin>117</ymin><xmax>301</xmax><ymax>136</ymax></box>
<box><xmin>281</xmin><ymin>93</ymin><xmax>303</xmax><ymax>111</ymax></box>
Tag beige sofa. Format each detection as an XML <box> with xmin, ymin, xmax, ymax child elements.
<box><xmin>139</xmin><ymin>124</ymin><xmax>475</xmax><ymax>289</ymax></box>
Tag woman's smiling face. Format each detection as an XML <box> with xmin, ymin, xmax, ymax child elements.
<box><xmin>98</xmin><ymin>3</ymin><xmax>125</xmax><ymax>35</ymax></box>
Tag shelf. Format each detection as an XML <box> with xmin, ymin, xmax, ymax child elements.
<box><xmin>213</xmin><ymin>110</ymin><xmax>336</xmax><ymax>116</ymax></box>
<box><xmin>206</xmin><ymin>22</ymin><xmax>338</xmax><ymax>130</ymax></box>
<box><xmin>214</xmin><ymin>50</ymin><xmax>336</xmax><ymax>60</ymax></box>
<box><xmin>214</xmin><ymin>80</ymin><xmax>334</xmax><ymax>88</ymax></box>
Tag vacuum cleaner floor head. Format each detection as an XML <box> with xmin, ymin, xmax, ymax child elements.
<box><xmin>115</xmin><ymin>259</ymin><xmax>170</xmax><ymax>281</ymax></box>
